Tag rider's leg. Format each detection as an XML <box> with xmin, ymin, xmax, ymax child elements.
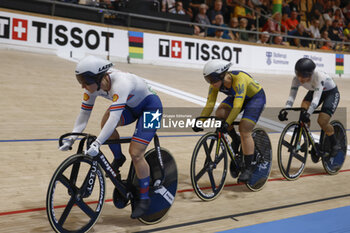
<box><xmin>129</xmin><ymin>141</ymin><xmax>149</xmax><ymax>196</ymax></box>
<box><xmin>129</xmin><ymin>141</ymin><xmax>151</xmax><ymax>219</ymax></box>
<box><xmin>129</xmin><ymin>94</ymin><xmax>162</xmax><ymax>219</ymax></box>
<box><xmin>237</xmin><ymin>119</ymin><xmax>256</xmax><ymax>182</ymax></box>
<box><xmin>318</xmin><ymin>113</ymin><xmax>334</xmax><ymax>136</ymax></box>
<box><xmin>301</xmin><ymin>100</ymin><xmax>311</xmax><ymax>109</ymax></box>
<box><xmin>101</xmin><ymin>108</ymin><xmax>126</xmax><ymax>170</ymax></box>
<box><xmin>215</xmin><ymin>101</ymin><xmax>240</xmax><ymax>149</ymax></box>
<box><xmin>237</xmin><ymin>89</ymin><xmax>266</xmax><ymax>182</ymax></box>
<box><xmin>319</xmin><ymin>88</ymin><xmax>341</xmax><ymax>156</ymax></box>
<box><xmin>317</xmin><ymin>113</ymin><xmax>339</xmax><ymax>155</ymax></box>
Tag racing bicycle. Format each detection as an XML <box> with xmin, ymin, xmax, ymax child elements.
<box><xmin>46</xmin><ymin>132</ymin><xmax>177</xmax><ymax>233</ymax></box>
<box><xmin>277</xmin><ymin>108</ymin><xmax>347</xmax><ymax>180</ymax></box>
<box><xmin>190</xmin><ymin>117</ymin><xmax>272</xmax><ymax>201</ymax></box>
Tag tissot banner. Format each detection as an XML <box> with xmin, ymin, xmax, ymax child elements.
<box><xmin>0</xmin><ymin>10</ymin><xmax>349</xmax><ymax>77</ymax></box>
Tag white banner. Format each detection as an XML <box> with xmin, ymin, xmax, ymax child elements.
<box><xmin>0</xmin><ymin>10</ymin><xmax>128</xmax><ymax>59</ymax></box>
<box><xmin>0</xmin><ymin>10</ymin><xmax>349</xmax><ymax>78</ymax></box>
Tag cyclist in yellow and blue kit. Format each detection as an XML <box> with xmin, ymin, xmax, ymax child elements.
<box><xmin>193</xmin><ymin>60</ymin><xmax>266</xmax><ymax>183</ymax></box>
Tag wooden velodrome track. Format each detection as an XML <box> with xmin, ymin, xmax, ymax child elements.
<box><xmin>0</xmin><ymin>49</ymin><xmax>350</xmax><ymax>233</ymax></box>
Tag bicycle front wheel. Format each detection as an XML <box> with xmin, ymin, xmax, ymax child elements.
<box><xmin>322</xmin><ymin>120</ymin><xmax>347</xmax><ymax>175</ymax></box>
<box><xmin>190</xmin><ymin>132</ymin><xmax>228</xmax><ymax>201</ymax></box>
<box><xmin>46</xmin><ymin>154</ymin><xmax>106</xmax><ymax>233</ymax></box>
<box><xmin>277</xmin><ymin>122</ymin><xmax>308</xmax><ymax>180</ymax></box>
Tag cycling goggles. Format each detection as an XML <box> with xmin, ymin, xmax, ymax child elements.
<box><xmin>204</xmin><ymin>72</ymin><xmax>225</xmax><ymax>84</ymax></box>
<box><xmin>76</xmin><ymin>74</ymin><xmax>96</xmax><ymax>85</ymax></box>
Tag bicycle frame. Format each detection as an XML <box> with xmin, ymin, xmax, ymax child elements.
<box><xmin>280</xmin><ymin>108</ymin><xmax>323</xmax><ymax>156</ymax></box>
<box><xmin>59</xmin><ymin>133</ymin><xmax>166</xmax><ymax>202</ymax></box>
<box><xmin>218</xmin><ymin>128</ymin><xmax>241</xmax><ymax>165</ymax></box>
<box><xmin>194</xmin><ymin>117</ymin><xmax>241</xmax><ymax>168</ymax></box>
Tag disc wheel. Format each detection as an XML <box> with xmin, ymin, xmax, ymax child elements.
<box><xmin>131</xmin><ymin>148</ymin><xmax>178</xmax><ymax>224</ymax></box>
<box><xmin>322</xmin><ymin>120</ymin><xmax>347</xmax><ymax>175</ymax></box>
<box><xmin>246</xmin><ymin>128</ymin><xmax>273</xmax><ymax>191</ymax></box>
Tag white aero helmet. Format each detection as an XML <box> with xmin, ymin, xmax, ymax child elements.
<box><xmin>203</xmin><ymin>60</ymin><xmax>232</xmax><ymax>84</ymax></box>
<box><xmin>75</xmin><ymin>55</ymin><xmax>113</xmax><ymax>87</ymax></box>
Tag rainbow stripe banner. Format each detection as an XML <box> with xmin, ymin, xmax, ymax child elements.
<box><xmin>272</xmin><ymin>0</ymin><xmax>282</xmax><ymax>14</ymax></box>
<box><xmin>336</xmin><ymin>54</ymin><xmax>344</xmax><ymax>75</ymax></box>
<box><xmin>128</xmin><ymin>31</ymin><xmax>143</xmax><ymax>59</ymax></box>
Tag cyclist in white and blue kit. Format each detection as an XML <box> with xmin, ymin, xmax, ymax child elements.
<box><xmin>279</xmin><ymin>58</ymin><xmax>341</xmax><ymax>157</ymax></box>
<box><xmin>59</xmin><ymin>55</ymin><xmax>162</xmax><ymax>218</ymax></box>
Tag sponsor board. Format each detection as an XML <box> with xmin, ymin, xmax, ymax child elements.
<box><xmin>0</xmin><ymin>10</ymin><xmax>349</xmax><ymax>77</ymax></box>
<box><xmin>0</xmin><ymin>11</ymin><xmax>128</xmax><ymax>58</ymax></box>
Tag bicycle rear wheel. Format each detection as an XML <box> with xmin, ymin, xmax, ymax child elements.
<box><xmin>246</xmin><ymin>128</ymin><xmax>272</xmax><ymax>191</ymax></box>
<box><xmin>322</xmin><ymin>120</ymin><xmax>347</xmax><ymax>175</ymax></box>
<box><xmin>190</xmin><ymin>132</ymin><xmax>228</xmax><ymax>201</ymax></box>
<box><xmin>46</xmin><ymin>154</ymin><xmax>105</xmax><ymax>233</ymax></box>
<box><xmin>131</xmin><ymin>148</ymin><xmax>178</xmax><ymax>224</ymax></box>
<box><xmin>277</xmin><ymin>122</ymin><xmax>308</xmax><ymax>180</ymax></box>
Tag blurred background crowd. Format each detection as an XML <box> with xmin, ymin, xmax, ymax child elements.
<box><xmin>56</xmin><ymin>0</ymin><xmax>350</xmax><ymax>50</ymax></box>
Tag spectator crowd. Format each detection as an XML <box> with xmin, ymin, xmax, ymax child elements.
<box><xmin>60</xmin><ymin>0</ymin><xmax>350</xmax><ymax>50</ymax></box>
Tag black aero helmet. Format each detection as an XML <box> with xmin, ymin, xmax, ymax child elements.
<box><xmin>295</xmin><ymin>58</ymin><xmax>316</xmax><ymax>78</ymax></box>
<box><xmin>75</xmin><ymin>55</ymin><xmax>113</xmax><ymax>89</ymax></box>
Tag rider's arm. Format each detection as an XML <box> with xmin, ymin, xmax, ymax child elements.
<box><xmin>72</xmin><ymin>92</ymin><xmax>98</xmax><ymax>135</ymax></box>
<box><xmin>226</xmin><ymin>77</ymin><xmax>247</xmax><ymax>125</ymax></box>
<box><xmin>200</xmin><ymin>85</ymin><xmax>219</xmax><ymax>118</ymax></box>
<box><xmin>96</xmin><ymin>78</ymin><xmax>132</xmax><ymax>144</ymax></box>
<box><xmin>307</xmin><ymin>78</ymin><xmax>323</xmax><ymax>115</ymax></box>
<box><xmin>285</xmin><ymin>77</ymin><xmax>300</xmax><ymax>108</ymax></box>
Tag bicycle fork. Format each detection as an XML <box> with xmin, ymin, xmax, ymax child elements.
<box><xmin>80</xmin><ymin>160</ymin><xmax>98</xmax><ymax>198</ymax></box>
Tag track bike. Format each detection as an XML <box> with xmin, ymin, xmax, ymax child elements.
<box><xmin>277</xmin><ymin>108</ymin><xmax>347</xmax><ymax>180</ymax></box>
<box><xmin>46</xmin><ymin>132</ymin><xmax>177</xmax><ymax>233</ymax></box>
<box><xmin>190</xmin><ymin>117</ymin><xmax>272</xmax><ymax>201</ymax></box>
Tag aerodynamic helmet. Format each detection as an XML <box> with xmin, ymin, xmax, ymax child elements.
<box><xmin>75</xmin><ymin>55</ymin><xmax>113</xmax><ymax>87</ymax></box>
<box><xmin>295</xmin><ymin>58</ymin><xmax>316</xmax><ymax>78</ymax></box>
<box><xmin>203</xmin><ymin>60</ymin><xmax>232</xmax><ymax>84</ymax></box>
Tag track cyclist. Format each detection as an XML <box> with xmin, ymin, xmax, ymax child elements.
<box><xmin>194</xmin><ymin>60</ymin><xmax>266</xmax><ymax>183</ymax></box>
<box><xmin>59</xmin><ymin>55</ymin><xmax>162</xmax><ymax>218</ymax></box>
<box><xmin>279</xmin><ymin>57</ymin><xmax>341</xmax><ymax>157</ymax></box>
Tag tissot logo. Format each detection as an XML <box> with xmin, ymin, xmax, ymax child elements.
<box><xmin>159</xmin><ymin>39</ymin><xmax>182</xmax><ymax>58</ymax></box>
<box><xmin>158</xmin><ymin>38</ymin><xmax>242</xmax><ymax>63</ymax></box>
<box><xmin>0</xmin><ymin>17</ymin><xmax>10</xmax><ymax>39</ymax></box>
<box><xmin>0</xmin><ymin>14</ymin><xmax>114</xmax><ymax>51</ymax></box>
<box><xmin>12</xmin><ymin>18</ymin><xmax>28</xmax><ymax>41</ymax></box>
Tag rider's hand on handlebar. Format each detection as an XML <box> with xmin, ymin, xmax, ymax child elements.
<box><xmin>85</xmin><ymin>139</ymin><xmax>101</xmax><ymax>157</ymax></box>
<box><xmin>192</xmin><ymin>125</ymin><xmax>204</xmax><ymax>132</ymax></box>
<box><xmin>59</xmin><ymin>138</ymin><xmax>74</xmax><ymax>151</ymax></box>
<box><xmin>278</xmin><ymin>110</ymin><xmax>288</xmax><ymax>121</ymax></box>
<box><xmin>218</xmin><ymin>121</ymin><xmax>229</xmax><ymax>133</ymax></box>
<box><xmin>300</xmin><ymin>111</ymin><xmax>310</xmax><ymax>123</ymax></box>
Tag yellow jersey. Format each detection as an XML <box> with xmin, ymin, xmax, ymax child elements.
<box><xmin>201</xmin><ymin>70</ymin><xmax>262</xmax><ymax>124</ymax></box>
